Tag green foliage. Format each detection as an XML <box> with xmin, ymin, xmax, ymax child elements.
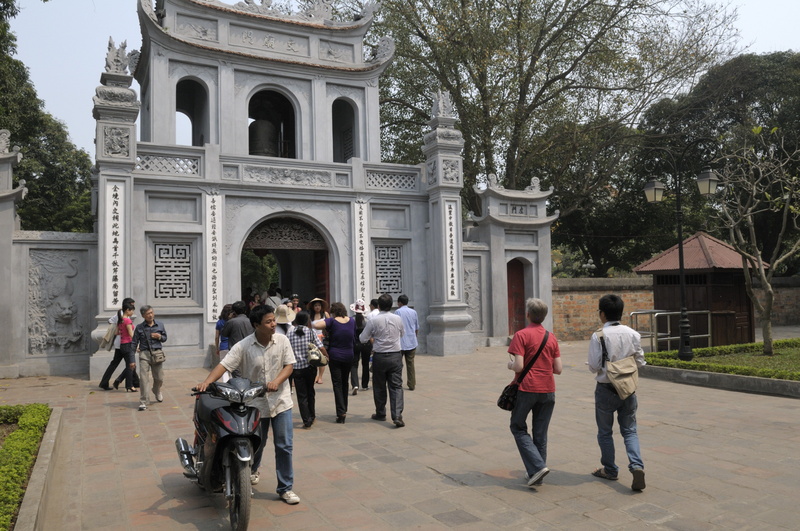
<box><xmin>240</xmin><ymin>250</ymin><xmax>279</xmax><ymax>300</ymax></box>
<box><xmin>0</xmin><ymin>0</ymin><xmax>92</xmax><ymax>232</ymax></box>
<box><xmin>0</xmin><ymin>403</ymin><xmax>51</xmax><ymax>531</ymax></box>
<box><xmin>645</xmin><ymin>339</ymin><xmax>800</xmax><ymax>381</ymax></box>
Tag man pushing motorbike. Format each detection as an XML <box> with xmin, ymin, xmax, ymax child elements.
<box><xmin>197</xmin><ymin>304</ymin><xmax>300</xmax><ymax>505</ymax></box>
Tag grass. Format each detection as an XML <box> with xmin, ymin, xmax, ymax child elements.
<box><xmin>644</xmin><ymin>338</ymin><xmax>800</xmax><ymax>381</ymax></box>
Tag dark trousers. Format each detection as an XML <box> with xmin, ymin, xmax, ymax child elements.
<box><xmin>100</xmin><ymin>347</ymin><xmax>139</xmax><ymax>388</ymax></box>
<box><xmin>351</xmin><ymin>342</ymin><xmax>372</xmax><ymax>389</ymax></box>
<box><xmin>293</xmin><ymin>366</ymin><xmax>317</xmax><ymax>424</ymax></box>
<box><xmin>328</xmin><ymin>359</ymin><xmax>351</xmax><ymax>418</ymax></box>
<box><xmin>372</xmin><ymin>351</ymin><xmax>404</xmax><ymax>421</ymax></box>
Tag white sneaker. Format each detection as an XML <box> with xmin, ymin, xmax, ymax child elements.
<box><xmin>250</xmin><ymin>471</ymin><xmax>260</xmax><ymax>485</ymax></box>
<box><xmin>138</xmin><ymin>404</ymin><xmax>147</xmax><ymax>411</ymax></box>
<box><xmin>351</xmin><ymin>387</ymin><xmax>358</xmax><ymax>396</ymax></box>
<box><xmin>527</xmin><ymin>467</ymin><xmax>549</xmax><ymax>486</ymax></box>
<box><xmin>280</xmin><ymin>490</ymin><xmax>300</xmax><ymax>504</ymax></box>
<box><xmin>154</xmin><ymin>390</ymin><xmax>163</xmax><ymax>402</ymax></box>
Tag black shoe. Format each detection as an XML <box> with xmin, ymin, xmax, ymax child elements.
<box><xmin>631</xmin><ymin>468</ymin><xmax>646</xmax><ymax>491</ymax></box>
<box><xmin>99</xmin><ymin>384</ymin><xmax>112</xmax><ymax>391</ymax></box>
<box><xmin>371</xmin><ymin>414</ymin><xmax>386</xmax><ymax>421</ymax></box>
<box><xmin>113</xmin><ymin>380</ymin><xmax>121</xmax><ymax>390</ymax></box>
<box><xmin>393</xmin><ymin>418</ymin><xmax>405</xmax><ymax>428</ymax></box>
<box><xmin>336</xmin><ymin>415</ymin><xmax>346</xmax><ymax>424</ymax></box>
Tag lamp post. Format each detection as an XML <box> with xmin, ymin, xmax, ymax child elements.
<box><xmin>644</xmin><ymin>143</ymin><xmax>718</xmax><ymax>361</ymax></box>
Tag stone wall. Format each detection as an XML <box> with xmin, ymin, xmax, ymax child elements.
<box><xmin>551</xmin><ymin>276</ymin><xmax>800</xmax><ymax>341</ymax></box>
<box><xmin>551</xmin><ymin>278</ymin><xmax>654</xmax><ymax>341</ymax></box>
<box><xmin>753</xmin><ymin>277</ymin><xmax>800</xmax><ymax>326</ymax></box>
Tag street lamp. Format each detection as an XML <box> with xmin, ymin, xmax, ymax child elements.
<box><xmin>644</xmin><ymin>144</ymin><xmax>718</xmax><ymax>361</ymax></box>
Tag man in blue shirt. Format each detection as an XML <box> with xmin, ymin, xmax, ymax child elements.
<box><xmin>394</xmin><ymin>295</ymin><xmax>419</xmax><ymax>391</ymax></box>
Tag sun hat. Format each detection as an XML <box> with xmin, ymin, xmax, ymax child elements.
<box><xmin>306</xmin><ymin>298</ymin><xmax>329</xmax><ymax>313</ymax></box>
<box><xmin>350</xmin><ymin>299</ymin><xmax>367</xmax><ymax>314</ymax></box>
<box><xmin>275</xmin><ymin>304</ymin><xmax>296</xmax><ymax>324</ymax></box>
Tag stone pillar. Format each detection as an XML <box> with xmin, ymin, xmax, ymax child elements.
<box><xmin>89</xmin><ymin>39</ymin><xmax>141</xmax><ymax>379</ymax></box>
<box><xmin>422</xmin><ymin>91</ymin><xmax>474</xmax><ymax>356</ymax></box>
<box><xmin>0</xmin><ymin>132</ymin><xmax>25</xmax><ymax>377</ymax></box>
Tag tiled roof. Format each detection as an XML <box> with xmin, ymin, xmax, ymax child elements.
<box><xmin>634</xmin><ymin>231</ymin><xmax>764</xmax><ymax>273</ymax></box>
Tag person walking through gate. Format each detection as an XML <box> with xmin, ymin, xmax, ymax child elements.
<box><xmin>360</xmin><ymin>294</ymin><xmax>406</xmax><ymax>428</ymax></box>
<box><xmin>394</xmin><ymin>295</ymin><xmax>419</xmax><ymax>390</ymax></box>
<box><xmin>506</xmin><ymin>298</ymin><xmax>562</xmax><ymax>487</ymax></box>
<box><xmin>99</xmin><ymin>297</ymin><xmax>140</xmax><ymax>391</ymax></box>
<box><xmin>312</xmin><ymin>302</ymin><xmax>355</xmax><ymax>423</ymax></box>
<box><xmin>587</xmin><ymin>294</ymin><xmax>647</xmax><ymax>491</ymax></box>
<box><xmin>288</xmin><ymin>311</ymin><xmax>327</xmax><ymax>428</ymax></box>
<box><xmin>350</xmin><ymin>299</ymin><xmax>372</xmax><ymax>393</ymax></box>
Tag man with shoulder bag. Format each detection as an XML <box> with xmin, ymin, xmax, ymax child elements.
<box><xmin>133</xmin><ymin>305</ymin><xmax>167</xmax><ymax>411</ymax></box>
<box><xmin>587</xmin><ymin>294</ymin><xmax>647</xmax><ymax>491</ymax></box>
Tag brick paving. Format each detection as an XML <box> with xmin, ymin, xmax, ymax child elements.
<box><xmin>2</xmin><ymin>337</ymin><xmax>799</xmax><ymax>529</ymax></box>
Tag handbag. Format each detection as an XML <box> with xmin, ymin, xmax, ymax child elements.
<box><xmin>144</xmin><ymin>331</ymin><xmax>166</xmax><ymax>364</ymax></box>
<box><xmin>308</xmin><ymin>341</ymin><xmax>328</xmax><ymax>367</ymax></box>
<box><xmin>598</xmin><ymin>330</ymin><xmax>639</xmax><ymax>400</ymax></box>
<box><xmin>497</xmin><ymin>331</ymin><xmax>550</xmax><ymax>411</ymax></box>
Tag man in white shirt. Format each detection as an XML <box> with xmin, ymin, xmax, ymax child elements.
<box><xmin>360</xmin><ymin>294</ymin><xmax>405</xmax><ymax>427</ymax></box>
<box><xmin>587</xmin><ymin>294</ymin><xmax>647</xmax><ymax>492</ymax></box>
<box><xmin>198</xmin><ymin>304</ymin><xmax>301</xmax><ymax>504</ymax></box>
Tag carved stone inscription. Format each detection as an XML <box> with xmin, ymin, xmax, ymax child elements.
<box><xmin>244</xmin><ymin>165</ymin><xmax>332</xmax><ymax>187</ymax></box>
<box><xmin>230</xmin><ymin>25</ymin><xmax>309</xmax><ymax>57</ymax></box>
<box><xmin>28</xmin><ymin>250</ymin><xmax>86</xmax><ymax>355</ymax></box>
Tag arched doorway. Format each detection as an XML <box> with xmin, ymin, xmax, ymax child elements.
<box><xmin>241</xmin><ymin>217</ymin><xmax>329</xmax><ymax>306</ymax></box>
<box><xmin>248</xmin><ymin>90</ymin><xmax>296</xmax><ymax>158</ymax></box>
<box><xmin>507</xmin><ymin>259</ymin><xmax>526</xmax><ymax>335</ymax></box>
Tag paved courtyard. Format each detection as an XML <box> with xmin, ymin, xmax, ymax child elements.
<box><xmin>2</xmin><ymin>338</ymin><xmax>799</xmax><ymax>529</ymax></box>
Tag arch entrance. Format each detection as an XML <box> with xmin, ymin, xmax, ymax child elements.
<box><xmin>241</xmin><ymin>217</ymin><xmax>329</xmax><ymax>306</ymax></box>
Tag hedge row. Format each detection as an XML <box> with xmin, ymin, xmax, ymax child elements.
<box><xmin>644</xmin><ymin>338</ymin><xmax>800</xmax><ymax>381</ymax></box>
<box><xmin>0</xmin><ymin>404</ymin><xmax>51</xmax><ymax>531</ymax></box>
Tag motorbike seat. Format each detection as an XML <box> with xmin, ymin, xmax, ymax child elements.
<box><xmin>196</xmin><ymin>393</ymin><xmax>231</xmax><ymax>424</ymax></box>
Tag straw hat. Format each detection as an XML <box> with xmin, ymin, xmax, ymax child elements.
<box><xmin>275</xmin><ymin>304</ymin><xmax>296</xmax><ymax>324</ymax></box>
<box><xmin>350</xmin><ymin>299</ymin><xmax>367</xmax><ymax>314</ymax></box>
<box><xmin>306</xmin><ymin>298</ymin><xmax>329</xmax><ymax>313</ymax></box>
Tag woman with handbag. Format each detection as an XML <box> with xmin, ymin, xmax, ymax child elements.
<box><xmin>312</xmin><ymin>302</ymin><xmax>355</xmax><ymax>424</ymax></box>
<box><xmin>288</xmin><ymin>311</ymin><xmax>327</xmax><ymax>428</ymax></box>
<box><xmin>506</xmin><ymin>298</ymin><xmax>562</xmax><ymax>488</ymax></box>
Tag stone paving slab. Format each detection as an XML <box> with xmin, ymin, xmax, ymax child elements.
<box><xmin>2</xmin><ymin>339</ymin><xmax>799</xmax><ymax>529</ymax></box>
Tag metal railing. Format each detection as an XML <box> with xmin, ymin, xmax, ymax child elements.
<box><xmin>630</xmin><ymin>310</ymin><xmax>712</xmax><ymax>352</ymax></box>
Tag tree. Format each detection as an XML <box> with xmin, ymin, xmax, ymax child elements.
<box><xmin>376</xmin><ymin>0</ymin><xmax>739</xmax><ymax>217</ymax></box>
<box><xmin>0</xmin><ymin>0</ymin><xmax>93</xmax><ymax>232</ymax></box>
<box><xmin>711</xmin><ymin>130</ymin><xmax>800</xmax><ymax>355</ymax></box>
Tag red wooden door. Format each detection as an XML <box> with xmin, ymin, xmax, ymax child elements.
<box><xmin>313</xmin><ymin>250</ymin><xmax>329</xmax><ymax>302</ymax></box>
<box><xmin>507</xmin><ymin>259</ymin><xmax>526</xmax><ymax>335</ymax></box>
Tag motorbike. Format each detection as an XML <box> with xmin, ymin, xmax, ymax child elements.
<box><xmin>175</xmin><ymin>378</ymin><xmax>267</xmax><ymax>531</ymax></box>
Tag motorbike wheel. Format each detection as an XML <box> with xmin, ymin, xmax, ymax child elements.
<box><xmin>228</xmin><ymin>456</ymin><xmax>251</xmax><ymax>530</ymax></box>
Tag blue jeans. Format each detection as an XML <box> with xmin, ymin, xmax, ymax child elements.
<box><xmin>594</xmin><ymin>383</ymin><xmax>644</xmax><ymax>476</ymax></box>
<box><xmin>252</xmin><ymin>409</ymin><xmax>294</xmax><ymax>494</ymax></box>
<box><xmin>509</xmin><ymin>391</ymin><xmax>555</xmax><ymax>476</ymax></box>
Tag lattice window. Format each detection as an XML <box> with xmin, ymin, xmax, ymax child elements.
<box><xmin>136</xmin><ymin>154</ymin><xmax>200</xmax><ymax>175</ymax></box>
<box><xmin>366</xmin><ymin>171</ymin><xmax>417</xmax><ymax>191</ymax></box>
<box><xmin>375</xmin><ymin>245</ymin><xmax>402</xmax><ymax>294</ymax></box>
<box><xmin>154</xmin><ymin>243</ymin><xmax>192</xmax><ymax>298</ymax></box>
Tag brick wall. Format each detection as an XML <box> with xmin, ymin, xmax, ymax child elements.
<box><xmin>551</xmin><ymin>276</ymin><xmax>800</xmax><ymax>341</ymax></box>
<box><xmin>551</xmin><ymin>278</ymin><xmax>654</xmax><ymax>341</ymax></box>
<box><xmin>753</xmin><ymin>277</ymin><xmax>800</xmax><ymax>326</ymax></box>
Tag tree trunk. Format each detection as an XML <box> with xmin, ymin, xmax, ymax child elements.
<box><xmin>761</xmin><ymin>319</ymin><xmax>773</xmax><ymax>356</ymax></box>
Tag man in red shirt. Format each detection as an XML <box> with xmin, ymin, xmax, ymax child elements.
<box><xmin>506</xmin><ymin>298</ymin><xmax>562</xmax><ymax>487</ymax></box>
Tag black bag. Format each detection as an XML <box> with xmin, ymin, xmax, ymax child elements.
<box><xmin>497</xmin><ymin>331</ymin><xmax>550</xmax><ymax>411</ymax></box>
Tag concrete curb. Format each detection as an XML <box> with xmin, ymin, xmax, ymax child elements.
<box><xmin>14</xmin><ymin>406</ymin><xmax>63</xmax><ymax>531</ymax></box>
<box><xmin>640</xmin><ymin>365</ymin><xmax>800</xmax><ymax>399</ymax></box>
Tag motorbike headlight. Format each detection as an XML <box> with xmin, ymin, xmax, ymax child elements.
<box><xmin>243</xmin><ymin>384</ymin><xmax>266</xmax><ymax>401</ymax></box>
<box><xmin>215</xmin><ymin>385</ymin><xmax>243</xmax><ymax>402</ymax></box>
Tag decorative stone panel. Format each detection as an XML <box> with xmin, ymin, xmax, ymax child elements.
<box><xmin>154</xmin><ymin>243</ymin><xmax>192</xmax><ymax>299</ymax></box>
<box><xmin>375</xmin><ymin>244</ymin><xmax>402</xmax><ymax>295</ymax></box>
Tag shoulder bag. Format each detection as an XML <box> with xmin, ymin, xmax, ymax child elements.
<box><xmin>597</xmin><ymin>329</ymin><xmax>638</xmax><ymax>400</ymax></box>
<box><xmin>497</xmin><ymin>331</ymin><xmax>550</xmax><ymax>411</ymax></box>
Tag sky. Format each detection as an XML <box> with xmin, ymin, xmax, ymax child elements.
<box><xmin>9</xmin><ymin>0</ymin><xmax>800</xmax><ymax>157</ymax></box>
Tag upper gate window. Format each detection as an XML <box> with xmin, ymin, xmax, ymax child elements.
<box><xmin>332</xmin><ymin>98</ymin><xmax>356</xmax><ymax>163</ymax></box>
<box><xmin>248</xmin><ymin>90</ymin><xmax>296</xmax><ymax>159</ymax></box>
<box><xmin>175</xmin><ymin>79</ymin><xmax>209</xmax><ymax>147</ymax></box>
